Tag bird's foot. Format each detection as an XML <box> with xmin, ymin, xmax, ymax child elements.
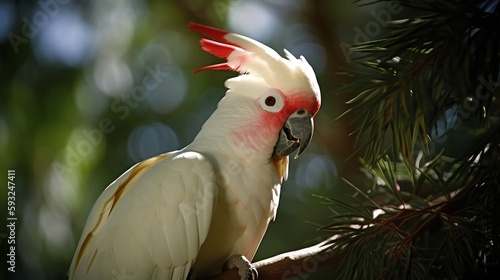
<box><xmin>223</xmin><ymin>254</ymin><xmax>258</xmax><ymax>280</ymax></box>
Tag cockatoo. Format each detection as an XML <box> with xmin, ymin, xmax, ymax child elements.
<box><xmin>69</xmin><ymin>23</ymin><xmax>321</xmax><ymax>280</ymax></box>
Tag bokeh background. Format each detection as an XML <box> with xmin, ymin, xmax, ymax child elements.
<box><xmin>0</xmin><ymin>0</ymin><xmax>400</xmax><ymax>279</ymax></box>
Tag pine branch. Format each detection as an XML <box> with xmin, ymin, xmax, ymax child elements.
<box><xmin>319</xmin><ymin>139</ymin><xmax>500</xmax><ymax>278</ymax></box>
<box><xmin>338</xmin><ymin>0</ymin><xmax>500</xmax><ymax>165</ymax></box>
<box><xmin>324</xmin><ymin>0</ymin><xmax>500</xmax><ymax>278</ymax></box>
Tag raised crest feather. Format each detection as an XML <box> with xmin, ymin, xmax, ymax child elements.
<box><xmin>193</xmin><ymin>38</ymin><xmax>251</xmax><ymax>73</ymax></box>
<box><xmin>188</xmin><ymin>22</ymin><xmax>285</xmax><ymax>77</ymax></box>
<box><xmin>188</xmin><ymin>22</ymin><xmax>320</xmax><ymax>101</ymax></box>
<box><xmin>188</xmin><ymin>22</ymin><xmax>234</xmax><ymax>46</ymax></box>
<box><xmin>200</xmin><ymin>39</ymin><xmax>242</xmax><ymax>59</ymax></box>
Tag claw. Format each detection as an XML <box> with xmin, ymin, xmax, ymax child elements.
<box><xmin>223</xmin><ymin>254</ymin><xmax>258</xmax><ymax>280</ymax></box>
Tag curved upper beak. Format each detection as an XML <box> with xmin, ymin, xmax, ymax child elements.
<box><xmin>272</xmin><ymin>109</ymin><xmax>313</xmax><ymax>159</ymax></box>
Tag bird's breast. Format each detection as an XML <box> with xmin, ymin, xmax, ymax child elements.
<box><xmin>192</xmin><ymin>160</ymin><xmax>281</xmax><ymax>277</ymax></box>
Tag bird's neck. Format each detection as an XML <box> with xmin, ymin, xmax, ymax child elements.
<box><xmin>189</xmin><ymin>97</ymin><xmax>277</xmax><ymax>163</ymax></box>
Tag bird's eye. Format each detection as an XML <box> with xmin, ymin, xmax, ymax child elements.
<box><xmin>265</xmin><ymin>96</ymin><xmax>276</xmax><ymax>106</ymax></box>
<box><xmin>259</xmin><ymin>92</ymin><xmax>284</xmax><ymax>112</ymax></box>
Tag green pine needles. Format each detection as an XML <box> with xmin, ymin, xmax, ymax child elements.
<box><xmin>328</xmin><ymin>0</ymin><xmax>500</xmax><ymax>278</ymax></box>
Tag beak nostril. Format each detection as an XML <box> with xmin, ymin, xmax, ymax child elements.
<box><xmin>297</xmin><ymin>109</ymin><xmax>306</xmax><ymax>115</ymax></box>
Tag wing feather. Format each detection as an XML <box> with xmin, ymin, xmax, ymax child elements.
<box><xmin>69</xmin><ymin>150</ymin><xmax>216</xmax><ymax>280</ymax></box>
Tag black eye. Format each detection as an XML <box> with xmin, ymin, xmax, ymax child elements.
<box><xmin>265</xmin><ymin>96</ymin><xmax>276</xmax><ymax>106</ymax></box>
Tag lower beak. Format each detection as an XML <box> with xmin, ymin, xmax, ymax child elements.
<box><xmin>272</xmin><ymin>110</ymin><xmax>313</xmax><ymax>159</ymax></box>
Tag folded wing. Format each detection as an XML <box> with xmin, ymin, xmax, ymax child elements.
<box><xmin>69</xmin><ymin>151</ymin><xmax>216</xmax><ymax>280</ymax></box>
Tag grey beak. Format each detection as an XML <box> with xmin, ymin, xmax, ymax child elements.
<box><xmin>272</xmin><ymin>109</ymin><xmax>313</xmax><ymax>159</ymax></box>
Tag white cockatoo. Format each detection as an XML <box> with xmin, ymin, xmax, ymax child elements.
<box><xmin>69</xmin><ymin>23</ymin><xmax>321</xmax><ymax>280</ymax></box>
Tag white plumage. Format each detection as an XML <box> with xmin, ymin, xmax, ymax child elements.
<box><xmin>69</xmin><ymin>23</ymin><xmax>321</xmax><ymax>280</ymax></box>
<box><xmin>69</xmin><ymin>152</ymin><xmax>216</xmax><ymax>279</ymax></box>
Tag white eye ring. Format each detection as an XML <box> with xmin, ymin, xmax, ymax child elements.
<box><xmin>259</xmin><ymin>92</ymin><xmax>284</xmax><ymax>112</ymax></box>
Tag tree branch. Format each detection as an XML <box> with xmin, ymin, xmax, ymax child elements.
<box><xmin>204</xmin><ymin>237</ymin><xmax>343</xmax><ymax>280</ymax></box>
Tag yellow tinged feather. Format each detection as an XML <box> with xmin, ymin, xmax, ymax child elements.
<box><xmin>73</xmin><ymin>153</ymin><xmax>173</xmax><ymax>274</ymax></box>
<box><xmin>109</xmin><ymin>154</ymin><xmax>170</xmax><ymax>212</ymax></box>
<box><xmin>86</xmin><ymin>249</ymin><xmax>98</xmax><ymax>275</ymax></box>
<box><xmin>272</xmin><ymin>156</ymin><xmax>289</xmax><ymax>182</ymax></box>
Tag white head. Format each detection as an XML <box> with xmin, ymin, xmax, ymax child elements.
<box><xmin>189</xmin><ymin>23</ymin><xmax>321</xmax><ymax>176</ymax></box>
